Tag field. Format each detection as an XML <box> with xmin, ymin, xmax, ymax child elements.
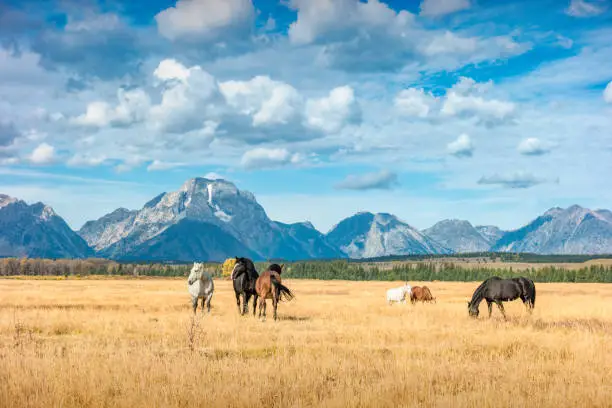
<box><xmin>2</xmin><ymin>278</ymin><xmax>612</xmax><ymax>407</ymax></box>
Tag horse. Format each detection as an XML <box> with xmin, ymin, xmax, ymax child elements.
<box><xmin>187</xmin><ymin>262</ymin><xmax>214</xmax><ymax>314</ymax></box>
<box><xmin>410</xmin><ymin>286</ymin><xmax>436</xmax><ymax>304</ymax></box>
<box><xmin>386</xmin><ymin>283</ymin><xmax>411</xmax><ymax>305</ymax></box>
<box><xmin>231</xmin><ymin>257</ymin><xmax>259</xmax><ymax>316</ymax></box>
<box><xmin>467</xmin><ymin>276</ymin><xmax>536</xmax><ymax>320</ymax></box>
<box><xmin>255</xmin><ymin>263</ymin><xmax>294</xmax><ymax>321</ymax></box>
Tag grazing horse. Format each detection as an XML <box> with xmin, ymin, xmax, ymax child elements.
<box><xmin>410</xmin><ymin>286</ymin><xmax>436</xmax><ymax>304</ymax></box>
<box><xmin>255</xmin><ymin>264</ymin><xmax>294</xmax><ymax>321</ymax></box>
<box><xmin>187</xmin><ymin>262</ymin><xmax>214</xmax><ymax>314</ymax></box>
<box><xmin>231</xmin><ymin>257</ymin><xmax>259</xmax><ymax>316</ymax></box>
<box><xmin>386</xmin><ymin>283</ymin><xmax>411</xmax><ymax>305</ymax></box>
<box><xmin>467</xmin><ymin>276</ymin><xmax>536</xmax><ymax>320</ymax></box>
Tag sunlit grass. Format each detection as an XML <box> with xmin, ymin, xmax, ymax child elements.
<box><xmin>1</xmin><ymin>278</ymin><xmax>612</xmax><ymax>407</ymax></box>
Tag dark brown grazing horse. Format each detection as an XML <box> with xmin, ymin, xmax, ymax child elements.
<box><xmin>410</xmin><ymin>286</ymin><xmax>436</xmax><ymax>304</ymax></box>
<box><xmin>255</xmin><ymin>264</ymin><xmax>294</xmax><ymax>321</ymax></box>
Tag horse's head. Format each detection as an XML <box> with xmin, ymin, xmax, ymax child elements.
<box><xmin>268</xmin><ymin>263</ymin><xmax>284</xmax><ymax>274</ymax></box>
<box><xmin>232</xmin><ymin>257</ymin><xmax>255</xmax><ymax>280</ymax></box>
<box><xmin>190</xmin><ymin>262</ymin><xmax>203</xmax><ymax>274</ymax></box>
<box><xmin>467</xmin><ymin>301</ymin><xmax>479</xmax><ymax>318</ymax></box>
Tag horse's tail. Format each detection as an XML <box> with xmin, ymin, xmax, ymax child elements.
<box><xmin>272</xmin><ymin>278</ymin><xmax>294</xmax><ymax>302</ymax></box>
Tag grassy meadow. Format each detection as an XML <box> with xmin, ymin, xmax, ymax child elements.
<box><xmin>1</xmin><ymin>277</ymin><xmax>612</xmax><ymax>407</ymax></box>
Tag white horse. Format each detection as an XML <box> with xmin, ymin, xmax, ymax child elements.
<box><xmin>387</xmin><ymin>283</ymin><xmax>412</xmax><ymax>305</ymax></box>
<box><xmin>187</xmin><ymin>262</ymin><xmax>214</xmax><ymax>314</ymax></box>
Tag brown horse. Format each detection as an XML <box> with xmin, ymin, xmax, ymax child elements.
<box><xmin>410</xmin><ymin>286</ymin><xmax>436</xmax><ymax>304</ymax></box>
<box><xmin>255</xmin><ymin>264</ymin><xmax>294</xmax><ymax>321</ymax></box>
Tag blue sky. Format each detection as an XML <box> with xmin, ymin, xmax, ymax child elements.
<box><xmin>1</xmin><ymin>0</ymin><xmax>611</xmax><ymax>233</ymax></box>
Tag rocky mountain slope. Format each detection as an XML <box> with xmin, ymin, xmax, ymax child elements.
<box><xmin>423</xmin><ymin>219</ymin><xmax>491</xmax><ymax>253</ymax></box>
<box><xmin>0</xmin><ymin>194</ymin><xmax>92</xmax><ymax>259</ymax></box>
<box><xmin>326</xmin><ymin>212</ymin><xmax>451</xmax><ymax>258</ymax></box>
<box><xmin>492</xmin><ymin>205</ymin><xmax>612</xmax><ymax>254</ymax></box>
<box><xmin>79</xmin><ymin>178</ymin><xmax>343</xmax><ymax>261</ymax></box>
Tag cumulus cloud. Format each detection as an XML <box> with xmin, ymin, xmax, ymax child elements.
<box><xmin>29</xmin><ymin>143</ymin><xmax>55</xmax><ymax>165</ymax></box>
<box><xmin>68</xmin><ymin>59</ymin><xmax>359</xmax><ymax>147</ymax></box>
<box><xmin>477</xmin><ymin>172</ymin><xmax>549</xmax><ymax>189</ymax></box>
<box><xmin>517</xmin><ymin>138</ymin><xmax>551</xmax><ymax>156</ymax></box>
<box><xmin>72</xmin><ymin>89</ymin><xmax>151</xmax><ymax>128</ymax></box>
<box><xmin>155</xmin><ymin>0</ymin><xmax>255</xmax><ymax>41</ymax></box>
<box><xmin>287</xmin><ymin>0</ymin><xmax>411</xmax><ymax>45</ymax></box>
<box><xmin>447</xmin><ymin>134</ymin><xmax>474</xmax><ymax>158</ymax></box>
<box><xmin>240</xmin><ymin>147</ymin><xmax>301</xmax><ymax>170</ymax></box>
<box><xmin>394</xmin><ymin>88</ymin><xmax>436</xmax><ymax>118</ymax></box>
<box><xmin>420</xmin><ymin>0</ymin><xmax>471</xmax><ymax>17</ymax></box>
<box><xmin>286</xmin><ymin>0</ymin><xmax>528</xmax><ymax>73</ymax></box>
<box><xmin>565</xmin><ymin>0</ymin><xmax>606</xmax><ymax>17</ymax></box>
<box><xmin>31</xmin><ymin>12</ymin><xmax>143</xmax><ymax>81</ymax></box>
<box><xmin>604</xmin><ymin>81</ymin><xmax>612</xmax><ymax>103</ymax></box>
<box><xmin>220</xmin><ymin>76</ymin><xmax>304</xmax><ymax>127</ymax></box>
<box><xmin>441</xmin><ymin>77</ymin><xmax>516</xmax><ymax>126</ymax></box>
<box><xmin>305</xmin><ymin>86</ymin><xmax>361</xmax><ymax>133</ymax></box>
<box><xmin>335</xmin><ymin>170</ymin><xmax>399</xmax><ymax>190</ymax></box>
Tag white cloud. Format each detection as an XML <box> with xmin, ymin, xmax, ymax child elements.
<box><xmin>240</xmin><ymin>147</ymin><xmax>301</xmax><ymax>170</ymax></box>
<box><xmin>29</xmin><ymin>143</ymin><xmax>55</xmax><ymax>165</ymax></box>
<box><xmin>72</xmin><ymin>88</ymin><xmax>151</xmax><ymax>128</ymax></box>
<box><xmin>149</xmin><ymin>60</ymin><xmax>221</xmax><ymax>134</ymax></box>
<box><xmin>517</xmin><ymin>138</ymin><xmax>551</xmax><ymax>156</ymax></box>
<box><xmin>153</xmin><ymin>59</ymin><xmax>193</xmax><ymax>82</ymax></box>
<box><xmin>220</xmin><ymin>76</ymin><xmax>303</xmax><ymax>126</ymax></box>
<box><xmin>204</xmin><ymin>172</ymin><xmax>226</xmax><ymax>180</ymax></box>
<box><xmin>65</xmin><ymin>13</ymin><xmax>122</xmax><ymax>32</ymax></box>
<box><xmin>155</xmin><ymin>0</ymin><xmax>255</xmax><ymax>41</ymax></box>
<box><xmin>287</xmin><ymin>0</ymin><xmax>411</xmax><ymax>45</ymax></box>
<box><xmin>421</xmin><ymin>31</ymin><xmax>477</xmax><ymax>56</ymax></box>
<box><xmin>305</xmin><ymin>86</ymin><xmax>361</xmax><ymax>133</ymax></box>
<box><xmin>67</xmin><ymin>154</ymin><xmax>107</xmax><ymax>167</ymax></box>
<box><xmin>477</xmin><ymin>172</ymin><xmax>550</xmax><ymax>189</ymax></box>
<box><xmin>447</xmin><ymin>133</ymin><xmax>474</xmax><ymax>158</ymax></box>
<box><xmin>604</xmin><ymin>81</ymin><xmax>612</xmax><ymax>103</ymax></box>
<box><xmin>441</xmin><ymin>77</ymin><xmax>516</xmax><ymax>126</ymax></box>
<box><xmin>565</xmin><ymin>0</ymin><xmax>606</xmax><ymax>17</ymax></box>
<box><xmin>146</xmin><ymin>160</ymin><xmax>186</xmax><ymax>171</ymax></box>
<box><xmin>394</xmin><ymin>88</ymin><xmax>436</xmax><ymax>118</ymax></box>
<box><xmin>420</xmin><ymin>0</ymin><xmax>471</xmax><ymax>17</ymax></box>
<box><xmin>334</xmin><ymin>170</ymin><xmax>399</xmax><ymax>190</ymax></box>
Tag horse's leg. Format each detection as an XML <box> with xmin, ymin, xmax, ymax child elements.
<box><xmin>272</xmin><ymin>292</ymin><xmax>278</xmax><ymax>322</ymax></box>
<box><xmin>235</xmin><ymin>291</ymin><xmax>241</xmax><ymax>315</ymax></box>
<box><xmin>205</xmin><ymin>294</ymin><xmax>212</xmax><ymax>314</ymax></box>
<box><xmin>252</xmin><ymin>294</ymin><xmax>258</xmax><ymax>317</ymax></box>
<box><xmin>496</xmin><ymin>302</ymin><xmax>507</xmax><ymax>320</ymax></box>
<box><xmin>487</xmin><ymin>300</ymin><xmax>492</xmax><ymax>318</ymax></box>
<box><xmin>262</xmin><ymin>298</ymin><xmax>267</xmax><ymax>321</ymax></box>
<box><xmin>192</xmin><ymin>296</ymin><xmax>198</xmax><ymax>314</ymax></box>
<box><xmin>243</xmin><ymin>293</ymin><xmax>251</xmax><ymax>316</ymax></box>
<box><xmin>258</xmin><ymin>297</ymin><xmax>264</xmax><ymax>319</ymax></box>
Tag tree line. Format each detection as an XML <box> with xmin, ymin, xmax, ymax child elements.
<box><xmin>2</xmin><ymin>257</ymin><xmax>612</xmax><ymax>283</ymax></box>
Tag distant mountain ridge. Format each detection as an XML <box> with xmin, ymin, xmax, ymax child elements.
<box><xmin>326</xmin><ymin>212</ymin><xmax>451</xmax><ymax>258</ymax></box>
<box><xmin>0</xmin><ymin>194</ymin><xmax>92</xmax><ymax>259</ymax></box>
<box><xmin>2</xmin><ymin>179</ymin><xmax>612</xmax><ymax>260</ymax></box>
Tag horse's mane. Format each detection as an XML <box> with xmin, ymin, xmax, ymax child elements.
<box><xmin>470</xmin><ymin>276</ymin><xmax>500</xmax><ymax>304</ymax></box>
<box><xmin>268</xmin><ymin>263</ymin><xmax>283</xmax><ymax>274</ymax></box>
<box><xmin>236</xmin><ymin>257</ymin><xmax>258</xmax><ymax>280</ymax></box>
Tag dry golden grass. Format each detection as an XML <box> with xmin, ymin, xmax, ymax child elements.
<box><xmin>1</xmin><ymin>278</ymin><xmax>612</xmax><ymax>408</ymax></box>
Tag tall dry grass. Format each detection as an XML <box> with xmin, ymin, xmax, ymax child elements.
<box><xmin>1</xmin><ymin>278</ymin><xmax>612</xmax><ymax>407</ymax></box>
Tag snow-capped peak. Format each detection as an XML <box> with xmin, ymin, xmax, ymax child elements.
<box><xmin>0</xmin><ymin>194</ymin><xmax>18</xmax><ymax>208</ymax></box>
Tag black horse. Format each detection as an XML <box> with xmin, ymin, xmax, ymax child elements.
<box><xmin>467</xmin><ymin>276</ymin><xmax>536</xmax><ymax>319</ymax></box>
<box><xmin>231</xmin><ymin>257</ymin><xmax>259</xmax><ymax>316</ymax></box>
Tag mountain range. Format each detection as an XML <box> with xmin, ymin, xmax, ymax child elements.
<box><xmin>2</xmin><ymin>178</ymin><xmax>612</xmax><ymax>261</ymax></box>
